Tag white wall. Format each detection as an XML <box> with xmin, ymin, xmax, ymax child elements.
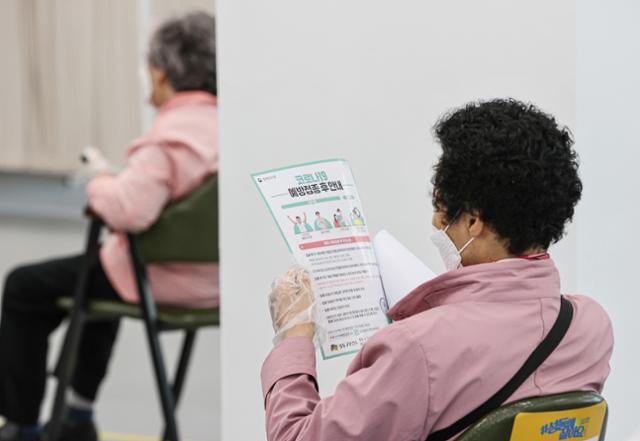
<box><xmin>577</xmin><ymin>1</ymin><xmax>640</xmax><ymax>440</ymax></box>
<box><xmin>217</xmin><ymin>1</ymin><xmax>576</xmax><ymax>440</ymax></box>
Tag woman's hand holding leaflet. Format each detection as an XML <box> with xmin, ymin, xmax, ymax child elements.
<box><xmin>269</xmin><ymin>267</ymin><xmax>317</xmax><ymax>344</ymax></box>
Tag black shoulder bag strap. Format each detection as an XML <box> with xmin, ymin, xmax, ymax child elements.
<box><xmin>426</xmin><ymin>295</ymin><xmax>574</xmax><ymax>441</ymax></box>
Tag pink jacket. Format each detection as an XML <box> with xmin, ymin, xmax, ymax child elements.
<box><xmin>87</xmin><ymin>91</ymin><xmax>219</xmax><ymax>308</ymax></box>
<box><xmin>261</xmin><ymin>258</ymin><xmax>613</xmax><ymax>441</ymax></box>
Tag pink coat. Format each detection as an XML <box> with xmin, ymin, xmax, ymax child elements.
<box><xmin>261</xmin><ymin>258</ymin><xmax>613</xmax><ymax>440</ymax></box>
<box><xmin>87</xmin><ymin>91</ymin><xmax>219</xmax><ymax>308</ymax></box>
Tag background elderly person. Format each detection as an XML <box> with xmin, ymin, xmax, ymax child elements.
<box><xmin>262</xmin><ymin>99</ymin><xmax>614</xmax><ymax>441</ymax></box>
<box><xmin>0</xmin><ymin>11</ymin><xmax>217</xmax><ymax>441</ymax></box>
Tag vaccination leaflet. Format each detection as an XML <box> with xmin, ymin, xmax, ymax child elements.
<box><xmin>252</xmin><ymin>159</ymin><xmax>390</xmax><ymax>359</ymax></box>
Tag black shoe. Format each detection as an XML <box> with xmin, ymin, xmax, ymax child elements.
<box><xmin>0</xmin><ymin>423</ymin><xmax>43</xmax><ymax>441</ymax></box>
<box><xmin>49</xmin><ymin>420</ymin><xmax>97</xmax><ymax>441</ymax></box>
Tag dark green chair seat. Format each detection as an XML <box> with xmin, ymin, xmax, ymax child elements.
<box><xmin>456</xmin><ymin>391</ymin><xmax>607</xmax><ymax>441</ymax></box>
<box><xmin>56</xmin><ymin>297</ymin><xmax>219</xmax><ymax>330</ymax></box>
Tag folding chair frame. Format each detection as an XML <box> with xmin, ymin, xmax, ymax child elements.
<box><xmin>47</xmin><ymin>218</ymin><xmax>198</xmax><ymax>441</ymax></box>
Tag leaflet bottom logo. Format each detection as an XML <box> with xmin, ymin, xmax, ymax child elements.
<box><xmin>330</xmin><ymin>341</ymin><xmax>358</xmax><ymax>352</ymax></box>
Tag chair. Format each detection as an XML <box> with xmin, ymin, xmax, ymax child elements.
<box><xmin>47</xmin><ymin>175</ymin><xmax>220</xmax><ymax>441</ymax></box>
<box><xmin>455</xmin><ymin>391</ymin><xmax>608</xmax><ymax>441</ymax></box>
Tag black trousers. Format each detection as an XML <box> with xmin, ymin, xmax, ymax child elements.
<box><xmin>0</xmin><ymin>255</ymin><xmax>121</xmax><ymax>425</ymax></box>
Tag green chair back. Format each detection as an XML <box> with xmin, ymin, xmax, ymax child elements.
<box><xmin>456</xmin><ymin>392</ymin><xmax>607</xmax><ymax>441</ymax></box>
<box><xmin>135</xmin><ymin>175</ymin><xmax>219</xmax><ymax>264</ymax></box>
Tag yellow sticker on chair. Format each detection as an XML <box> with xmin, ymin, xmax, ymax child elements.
<box><xmin>509</xmin><ymin>401</ymin><xmax>606</xmax><ymax>441</ymax></box>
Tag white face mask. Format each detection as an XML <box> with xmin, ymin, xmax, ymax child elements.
<box><xmin>430</xmin><ymin>224</ymin><xmax>474</xmax><ymax>271</ymax></box>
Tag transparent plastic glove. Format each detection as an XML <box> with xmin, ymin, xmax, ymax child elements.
<box><xmin>80</xmin><ymin>146</ymin><xmax>116</xmax><ymax>176</ymax></box>
<box><xmin>269</xmin><ymin>267</ymin><xmax>326</xmax><ymax>346</ymax></box>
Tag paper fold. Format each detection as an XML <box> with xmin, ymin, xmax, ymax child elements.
<box><xmin>373</xmin><ymin>229</ymin><xmax>437</xmax><ymax>309</ymax></box>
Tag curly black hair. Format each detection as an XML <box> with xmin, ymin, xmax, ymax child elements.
<box><xmin>148</xmin><ymin>11</ymin><xmax>216</xmax><ymax>96</ymax></box>
<box><xmin>431</xmin><ymin>98</ymin><xmax>582</xmax><ymax>255</ymax></box>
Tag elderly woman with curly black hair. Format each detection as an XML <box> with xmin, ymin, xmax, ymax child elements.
<box><xmin>0</xmin><ymin>11</ymin><xmax>216</xmax><ymax>441</ymax></box>
<box><xmin>261</xmin><ymin>99</ymin><xmax>614</xmax><ymax>441</ymax></box>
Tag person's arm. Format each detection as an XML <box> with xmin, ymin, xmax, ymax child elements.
<box><xmin>86</xmin><ymin>145</ymin><xmax>172</xmax><ymax>232</ymax></box>
<box><xmin>261</xmin><ymin>324</ymin><xmax>430</xmax><ymax>441</ymax></box>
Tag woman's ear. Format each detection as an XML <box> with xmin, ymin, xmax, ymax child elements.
<box><xmin>466</xmin><ymin>211</ymin><xmax>485</xmax><ymax>238</ymax></box>
<box><xmin>148</xmin><ymin>65</ymin><xmax>175</xmax><ymax>108</ymax></box>
<box><xmin>432</xmin><ymin>210</ymin><xmax>447</xmax><ymax>230</ymax></box>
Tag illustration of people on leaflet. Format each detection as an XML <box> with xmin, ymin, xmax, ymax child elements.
<box><xmin>333</xmin><ymin>208</ymin><xmax>349</xmax><ymax>228</ymax></box>
<box><xmin>314</xmin><ymin>211</ymin><xmax>333</xmax><ymax>231</ymax></box>
<box><xmin>350</xmin><ymin>207</ymin><xmax>366</xmax><ymax>226</ymax></box>
<box><xmin>287</xmin><ymin>213</ymin><xmax>314</xmax><ymax>235</ymax></box>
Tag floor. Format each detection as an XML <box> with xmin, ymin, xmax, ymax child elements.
<box><xmin>0</xmin><ymin>215</ymin><xmax>221</xmax><ymax>441</ymax></box>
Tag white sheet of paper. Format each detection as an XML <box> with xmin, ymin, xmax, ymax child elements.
<box><xmin>373</xmin><ymin>230</ymin><xmax>437</xmax><ymax>309</ymax></box>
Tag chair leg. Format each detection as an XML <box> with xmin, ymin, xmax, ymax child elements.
<box><xmin>162</xmin><ymin>330</ymin><xmax>197</xmax><ymax>441</ymax></box>
<box><xmin>173</xmin><ymin>330</ymin><xmax>197</xmax><ymax>405</ymax></box>
<box><xmin>128</xmin><ymin>233</ymin><xmax>180</xmax><ymax>441</ymax></box>
<box><xmin>129</xmin><ymin>261</ymin><xmax>178</xmax><ymax>438</ymax></box>
<box><xmin>143</xmin><ymin>319</ymin><xmax>180</xmax><ymax>441</ymax></box>
<box><xmin>48</xmin><ymin>312</ymin><xmax>86</xmax><ymax>441</ymax></box>
<box><xmin>48</xmin><ymin>219</ymin><xmax>103</xmax><ymax>441</ymax></box>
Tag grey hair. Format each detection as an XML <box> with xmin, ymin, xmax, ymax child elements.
<box><xmin>148</xmin><ymin>11</ymin><xmax>216</xmax><ymax>95</ymax></box>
